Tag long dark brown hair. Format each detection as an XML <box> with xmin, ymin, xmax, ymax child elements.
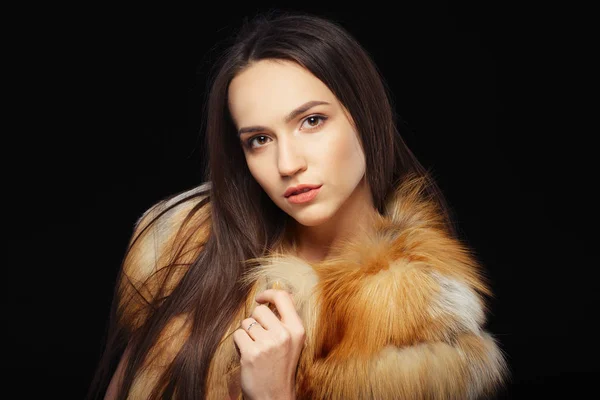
<box><xmin>87</xmin><ymin>10</ymin><xmax>456</xmax><ymax>399</ymax></box>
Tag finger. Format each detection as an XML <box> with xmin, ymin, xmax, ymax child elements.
<box><xmin>241</xmin><ymin>317</ymin><xmax>267</xmax><ymax>341</ymax></box>
<box><xmin>251</xmin><ymin>304</ymin><xmax>283</xmax><ymax>330</ymax></box>
<box><xmin>233</xmin><ymin>328</ymin><xmax>254</xmax><ymax>352</ymax></box>
<box><xmin>255</xmin><ymin>289</ymin><xmax>302</xmax><ymax>326</ymax></box>
<box><xmin>233</xmin><ymin>328</ymin><xmax>256</xmax><ymax>358</ymax></box>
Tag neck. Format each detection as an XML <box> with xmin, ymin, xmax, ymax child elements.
<box><xmin>291</xmin><ymin>177</ymin><xmax>380</xmax><ymax>262</ymax></box>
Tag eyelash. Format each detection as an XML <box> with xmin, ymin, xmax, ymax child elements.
<box><xmin>244</xmin><ymin>115</ymin><xmax>328</xmax><ymax>150</ymax></box>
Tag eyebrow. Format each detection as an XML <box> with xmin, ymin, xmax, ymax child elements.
<box><xmin>237</xmin><ymin>100</ymin><xmax>331</xmax><ymax>137</ymax></box>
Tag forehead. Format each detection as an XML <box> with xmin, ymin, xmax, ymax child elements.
<box><xmin>228</xmin><ymin>60</ymin><xmax>338</xmax><ymax>125</ymax></box>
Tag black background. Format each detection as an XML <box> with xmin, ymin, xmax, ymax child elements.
<box><xmin>5</xmin><ymin>2</ymin><xmax>594</xmax><ymax>399</ymax></box>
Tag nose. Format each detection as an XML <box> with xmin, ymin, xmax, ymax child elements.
<box><xmin>277</xmin><ymin>136</ymin><xmax>307</xmax><ymax>177</ymax></box>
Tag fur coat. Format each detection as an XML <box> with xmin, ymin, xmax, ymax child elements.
<box><xmin>118</xmin><ymin>177</ymin><xmax>508</xmax><ymax>399</ymax></box>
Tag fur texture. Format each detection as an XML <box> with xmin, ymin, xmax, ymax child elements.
<box><xmin>208</xmin><ymin>177</ymin><xmax>508</xmax><ymax>399</ymax></box>
<box><xmin>119</xmin><ymin>178</ymin><xmax>508</xmax><ymax>399</ymax></box>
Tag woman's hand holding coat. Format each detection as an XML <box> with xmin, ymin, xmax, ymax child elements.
<box><xmin>233</xmin><ymin>289</ymin><xmax>305</xmax><ymax>400</ymax></box>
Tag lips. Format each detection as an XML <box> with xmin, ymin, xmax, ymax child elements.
<box><xmin>284</xmin><ymin>184</ymin><xmax>322</xmax><ymax>198</ymax></box>
<box><xmin>286</xmin><ymin>186</ymin><xmax>322</xmax><ymax>204</ymax></box>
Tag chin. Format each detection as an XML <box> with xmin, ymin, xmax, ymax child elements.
<box><xmin>288</xmin><ymin>207</ymin><xmax>334</xmax><ymax>227</ymax></box>
<box><xmin>294</xmin><ymin>218</ymin><xmax>327</xmax><ymax>227</ymax></box>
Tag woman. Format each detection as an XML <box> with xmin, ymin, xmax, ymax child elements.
<box><xmin>88</xmin><ymin>11</ymin><xmax>508</xmax><ymax>400</ymax></box>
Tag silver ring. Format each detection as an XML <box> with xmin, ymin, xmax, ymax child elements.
<box><xmin>247</xmin><ymin>321</ymin><xmax>259</xmax><ymax>331</ymax></box>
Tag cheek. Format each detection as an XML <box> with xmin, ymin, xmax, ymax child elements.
<box><xmin>246</xmin><ymin>158</ymin><xmax>262</xmax><ymax>184</ymax></box>
<box><xmin>326</xmin><ymin>130</ymin><xmax>366</xmax><ymax>176</ymax></box>
<box><xmin>246</xmin><ymin>157</ymin><xmax>276</xmax><ymax>192</ymax></box>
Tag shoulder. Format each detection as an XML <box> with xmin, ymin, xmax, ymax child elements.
<box><xmin>125</xmin><ymin>181</ymin><xmax>212</xmax><ymax>279</ymax></box>
<box><xmin>125</xmin><ymin>182</ymin><xmax>212</xmax><ymax>276</ymax></box>
<box><xmin>133</xmin><ymin>181</ymin><xmax>212</xmax><ymax>243</ymax></box>
<box><xmin>117</xmin><ymin>182</ymin><xmax>212</xmax><ymax>330</ymax></box>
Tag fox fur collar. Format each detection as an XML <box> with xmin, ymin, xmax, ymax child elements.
<box><xmin>121</xmin><ymin>176</ymin><xmax>508</xmax><ymax>399</ymax></box>
<box><xmin>204</xmin><ymin>177</ymin><xmax>508</xmax><ymax>400</ymax></box>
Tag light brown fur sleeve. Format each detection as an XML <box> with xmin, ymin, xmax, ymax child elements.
<box><xmin>109</xmin><ymin>185</ymin><xmax>212</xmax><ymax>397</ymax></box>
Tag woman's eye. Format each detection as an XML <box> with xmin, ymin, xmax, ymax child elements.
<box><xmin>301</xmin><ymin>115</ymin><xmax>327</xmax><ymax>130</ymax></box>
<box><xmin>247</xmin><ymin>135</ymin><xmax>271</xmax><ymax>149</ymax></box>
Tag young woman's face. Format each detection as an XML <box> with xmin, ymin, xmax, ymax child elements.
<box><xmin>228</xmin><ymin>59</ymin><xmax>367</xmax><ymax>227</ymax></box>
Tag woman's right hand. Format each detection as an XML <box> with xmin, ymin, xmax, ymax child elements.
<box><xmin>233</xmin><ymin>289</ymin><xmax>305</xmax><ymax>400</ymax></box>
